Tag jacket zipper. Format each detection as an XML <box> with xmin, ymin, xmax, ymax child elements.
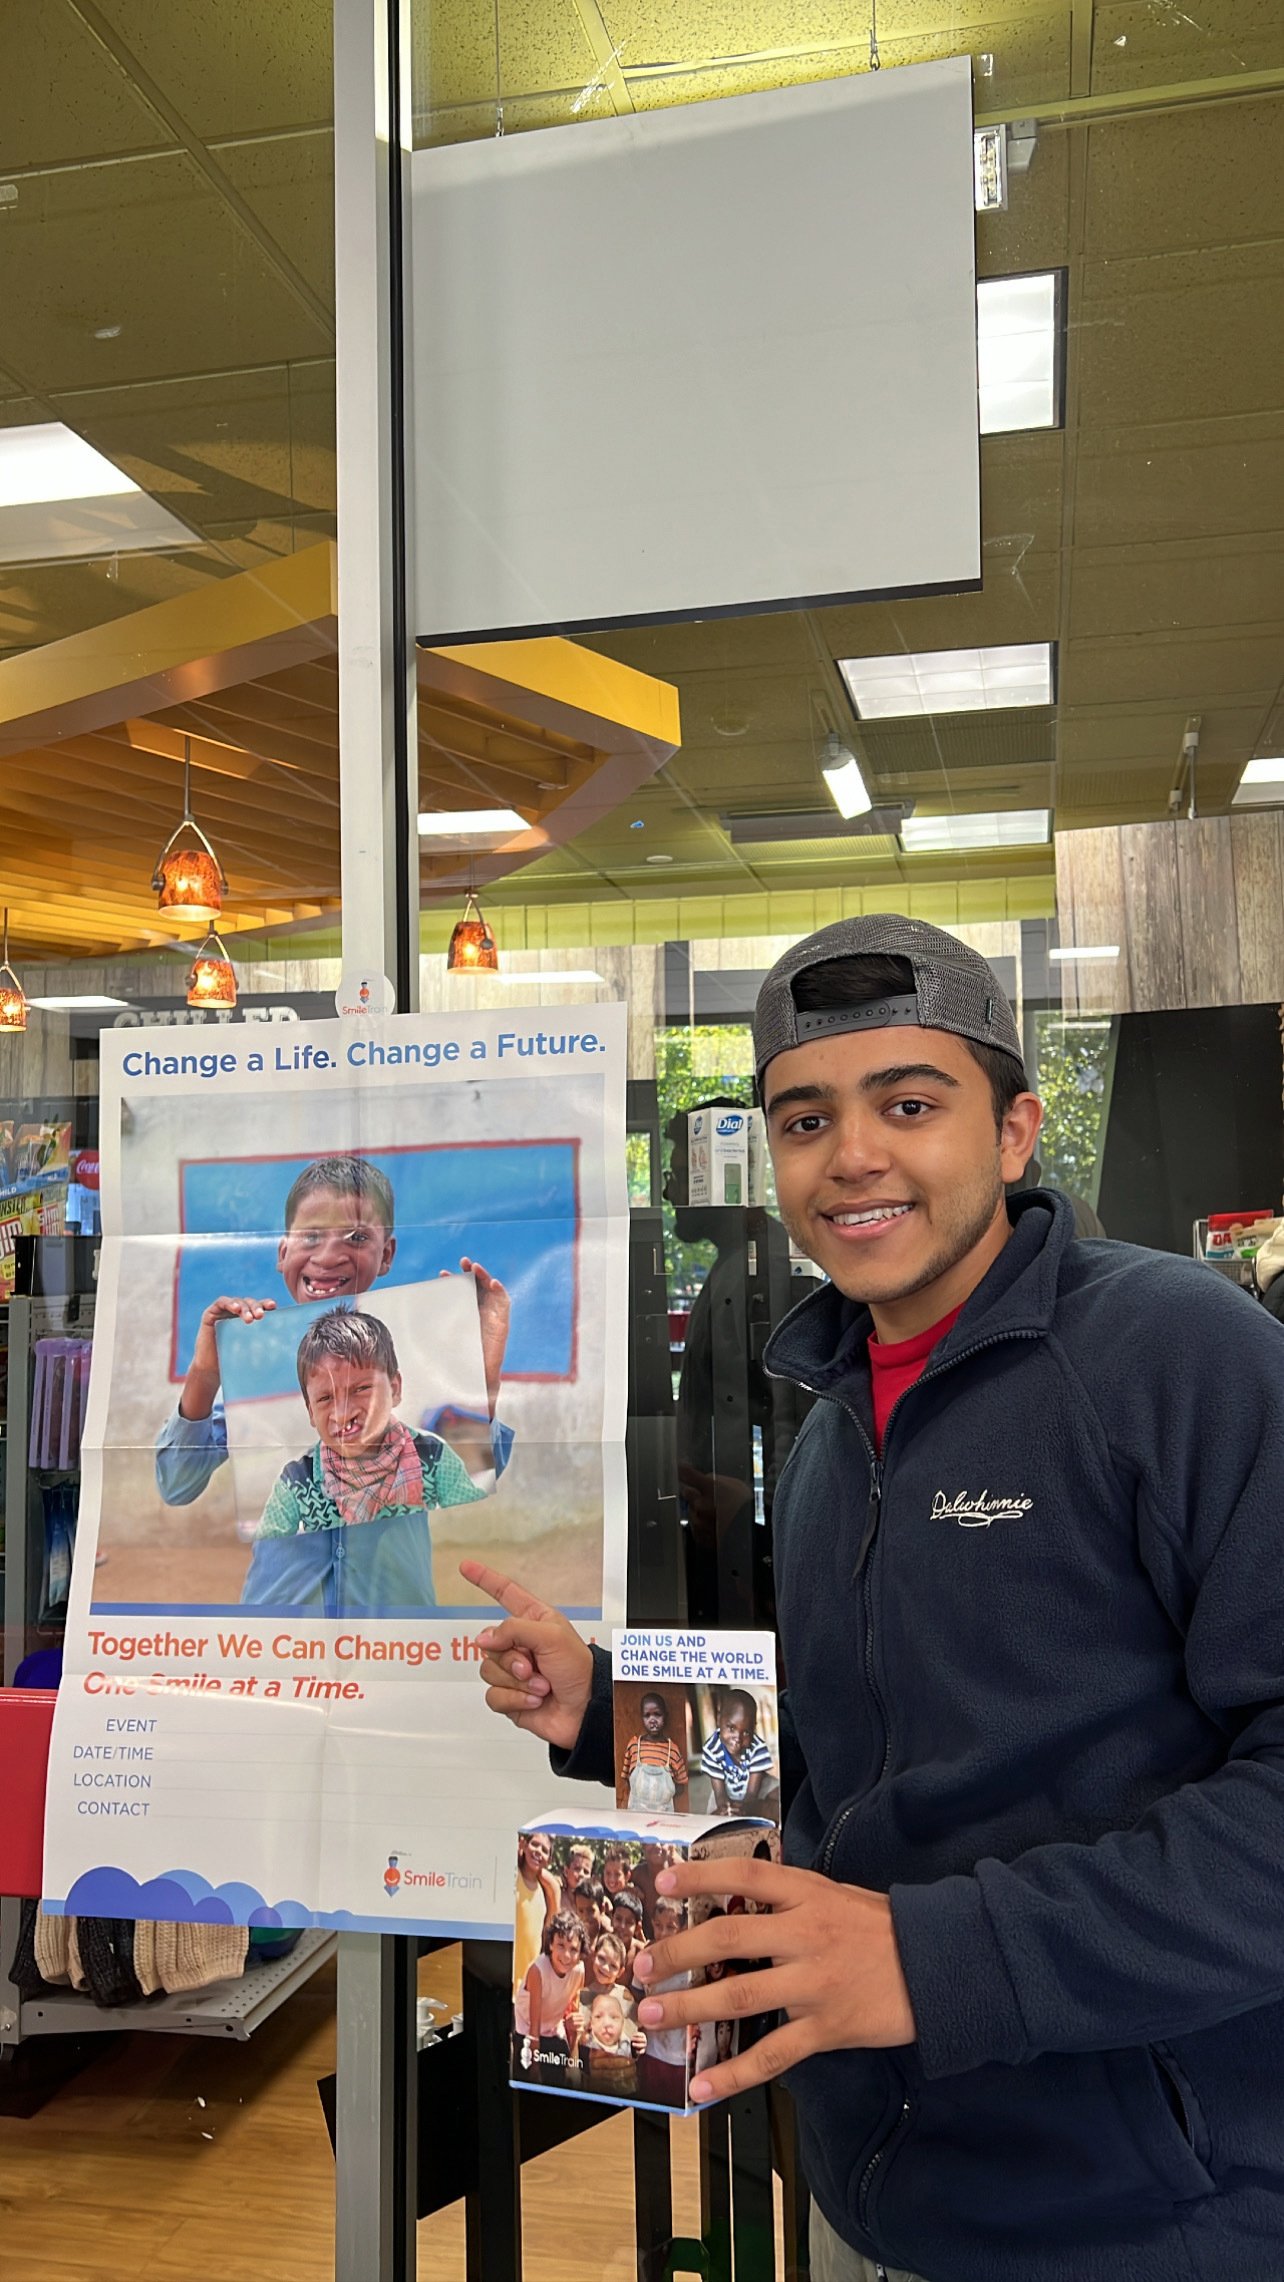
<box><xmin>816</xmin><ymin>1326</ymin><xmax>1044</xmax><ymax>1877</ymax></box>
<box><xmin>857</xmin><ymin>2097</ymin><xmax>911</xmax><ymax>2231</ymax></box>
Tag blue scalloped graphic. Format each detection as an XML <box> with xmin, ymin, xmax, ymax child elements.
<box><xmin>62</xmin><ymin>1865</ymin><xmax>314</xmax><ymax>1928</ymax></box>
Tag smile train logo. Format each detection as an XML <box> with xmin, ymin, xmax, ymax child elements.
<box><xmin>931</xmin><ymin>1489</ymin><xmax>1033</xmax><ymax>1529</ymax></box>
<box><xmin>383</xmin><ymin>1854</ymin><xmax>402</xmax><ymax>1895</ymax></box>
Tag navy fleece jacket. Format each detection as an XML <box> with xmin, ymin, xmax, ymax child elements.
<box><xmin>558</xmin><ymin>1193</ymin><xmax>1284</xmax><ymax>2282</ymax></box>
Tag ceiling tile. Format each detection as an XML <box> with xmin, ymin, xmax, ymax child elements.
<box><xmin>102</xmin><ymin>0</ymin><xmax>334</xmax><ymax>140</ymax></box>
<box><xmin>0</xmin><ymin>153</ymin><xmax>333</xmax><ymax>398</ymax></box>
<box><xmin>0</xmin><ymin>2</ymin><xmax>168</xmax><ymax>169</ymax></box>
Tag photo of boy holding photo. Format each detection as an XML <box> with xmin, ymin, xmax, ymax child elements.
<box><xmin>241</xmin><ymin>1307</ymin><xmax>502</xmax><ymax>1617</ymax></box>
<box><xmin>155</xmin><ymin>1153</ymin><xmax>512</xmax><ymax>1506</ymax></box>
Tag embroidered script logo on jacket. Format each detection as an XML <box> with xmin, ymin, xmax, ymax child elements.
<box><xmin>931</xmin><ymin>1488</ymin><xmax>1034</xmax><ymax>1529</ymax></box>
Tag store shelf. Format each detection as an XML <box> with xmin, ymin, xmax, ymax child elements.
<box><xmin>18</xmin><ymin>1928</ymin><xmax>335</xmax><ymax>2040</ymax></box>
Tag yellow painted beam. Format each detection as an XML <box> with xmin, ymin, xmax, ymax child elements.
<box><xmin>0</xmin><ymin>543</ymin><xmax>339</xmax><ymax>759</ymax></box>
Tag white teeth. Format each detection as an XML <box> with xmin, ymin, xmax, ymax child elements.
<box><xmin>831</xmin><ymin>1205</ymin><xmax>913</xmax><ymax>1227</ymax></box>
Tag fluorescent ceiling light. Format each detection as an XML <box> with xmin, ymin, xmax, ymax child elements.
<box><xmin>0</xmin><ymin>423</ymin><xmax>139</xmax><ymax>508</ymax></box>
<box><xmin>1233</xmin><ymin>756</ymin><xmax>1284</xmax><ymax>804</ymax></box>
<box><xmin>820</xmin><ymin>732</ymin><xmax>872</xmax><ymax>820</ymax></box>
<box><xmin>1048</xmin><ymin>946</ymin><xmax>1119</xmax><ymax>963</ymax></box>
<box><xmin>900</xmin><ymin>809</ymin><xmax>1050</xmax><ymax>854</ymax></box>
<box><xmin>840</xmin><ymin>643</ymin><xmax>1052</xmax><ymax>720</ymax></box>
<box><xmin>977</xmin><ymin>274</ymin><xmax>1058</xmax><ymax>434</ymax></box>
<box><xmin>417</xmin><ymin>807</ymin><xmax>529</xmax><ymax>836</ymax></box>
<box><xmin>495</xmin><ymin>969</ymin><xmax>604</xmax><ymax>985</ymax></box>
<box><xmin>27</xmin><ymin>994</ymin><xmax>132</xmax><ymax>1010</ymax></box>
<box><xmin>0</xmin><ymin>421</ymin><xmax>198</xmax><ymax>567</ymax></box>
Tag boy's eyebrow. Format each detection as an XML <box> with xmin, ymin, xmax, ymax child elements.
<box><xmin>765</xmin><ymin>1064</ymin><xmax>960</xmax><ymax>1117</ymax></box>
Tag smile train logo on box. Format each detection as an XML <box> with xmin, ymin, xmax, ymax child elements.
<box><xmin>931</xmin><ymin>1488</ymin><xmax>1034</xmax><ymax>1529</ymax></box>
<box><xmin>383</xmin><ymin>1854</ymin><xmax>402</xmax><ymax>1895</ymax></box>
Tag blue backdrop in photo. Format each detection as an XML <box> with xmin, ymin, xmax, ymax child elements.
<box><xmin>175</xmin><ymin>1142</ymin><xmax>578</xmax><ymax>1383</ymax></box>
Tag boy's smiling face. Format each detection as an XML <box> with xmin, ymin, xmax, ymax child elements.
<box><xmin>549</xmin><ymin>1927</ymin><xmax>581</xmax><ymax>1976</ymax></box>
<box><xmin>278</xmin><ymin>1190</ymin><xmax>396</xmax><ymax>1304</ymax></box>
<box><xmin>640</xmin><ymin>1697</ymin><xmax>667</xmax><ymax>1736</ymax></box>
<box><xmin>718</xmin><ymin>1703</ymin><xmax>751</xmax><ymax>1759</ymax></box>
<box><xmin>305</xmin><ymin>1357</ymin><xmax>401</xmax><ymax>1455</ymax></box>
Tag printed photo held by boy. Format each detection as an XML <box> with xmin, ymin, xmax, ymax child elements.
<box><xmin>580</xmin><ymin>1989</ymin><xmax>646</xmax><ymax>2095</ymax></box>
<box><xmin>514</xmin><ymin>1832</ymin><xmax>561</xmax><ymax>1995</ymax></box>
<box><xmin>700</xmin><ymin>1689</ymin><xmax>774</xmax><ymax>1816</ymax></box>
<box><xmin>155</xmin><ymin>1153</ymin><xmax>513</xmax><ymax>1505</ymax></box>
<box><xmin>619</xmin><ymin>1691</ymin><xmax>689</xmax><ymax>1814</ymax></box>
<box><xmin>512</xmin><ymin>1909</ymin><xmax>586</xmax><ymax>2085</ymax></box>
<box><xmin>240</xmin><ymin>1309</ymin><xmax>497</xmax><ymax>1617</ymax></box>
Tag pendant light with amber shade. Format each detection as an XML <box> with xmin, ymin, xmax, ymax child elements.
<box><xmin>152</xmin><ymin>736</ymin><xmax>228</xmax><ymax>924</ymax></box>
<box><xmin>446</xmin><ymin>890</ymin><xmax>499</xmax><ymax>974</ymax></box>
<box><xmin>187</xmin><ymin>928</ymin><xmax>238</xmax><ymax>1010</ymax></box>
<box><xmin>0</xmin><ymin>908</ymin><xmax>28</xmax><ymax>1031</ymax></box>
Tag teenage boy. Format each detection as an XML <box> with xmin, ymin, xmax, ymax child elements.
<box><xmin>155</xmin><ymin>1153</ymin><xmax>511</xmax><ymax>1504</ymax></box>
<box><xmin>464</xmin><ymin>913</ymin><xmax>1284</xmax><ymax>2282</ymax></box>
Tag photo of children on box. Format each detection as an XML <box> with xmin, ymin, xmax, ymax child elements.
<box><xmin>90</xmin><ymin>1047</ymin><xmax>620</xmax><ymax>1620</ymax></box>
<box><xmin>511</xmin><ymin>1815</ymin><xmax>781</xmax><ymax>2113</ymax></box>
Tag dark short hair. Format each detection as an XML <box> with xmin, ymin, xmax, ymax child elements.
<box><xmin>640</xmin><ymin>1691</ymin><xmax>669</xmax><ymax>1720</ymax></box>
<box><xmin>721</xmin><ymin>1689</ymin><xmax>758</xmax><ymax>1726</ymax></box>
<box><xmin>284</xmin><ymin>1154</ymin><xmax>395</xmax><ymax>1234</ymax></box>
<box><xmin>790</xmin><ymin>953</ymin><xmax>1027</xmax><ymax>1128</ymax></box>
<box><xmin>296</xmin><ymin>1307</ymin><xmax>398</xmax><ymax>1396</ymax></box>
<box><xmin>543</xmin><ymin>1908</ymin><xmax>586</xmax><ymax>1957</ymax></box>
<box><xmin>611</xmin><ymin>1888</ymin><xmax>644</xmax><ymax>1922</ymax></box>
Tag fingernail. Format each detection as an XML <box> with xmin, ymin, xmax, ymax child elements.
<box><xmin>637</xmin><ymin>2001</ymin><xmax>662</xmax><ymax>2026</ymax></box>
<box><xmin>476</xmin><ymin>1629</ymin><xmax>494</xmax><ymax>1646</ymax></box>
<box><xmin>633</xmin><ymin>1952</ymin><xmax>653</xmax><ymax>1979</ymax></box>
<box><xmin>690</xmin><ymin>2076</ymin><xmax>713</xmax><ymax>2104</ymax></box>
<box><xmin>521</xmin><ymin>1694</ymin><xmax>543</xmax><ymax>1709</ymax></box>
<box><xmin>655</xmin><ymin>1871</ymin><xmax>677</xmax><ymax>1893</ymax></box>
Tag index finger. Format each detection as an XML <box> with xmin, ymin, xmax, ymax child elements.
<box><xmin>458</xmin><ymin>1559</ymin><xmax>553</xmax><ymax>1622</ymax></box>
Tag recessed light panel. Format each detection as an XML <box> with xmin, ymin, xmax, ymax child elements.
<box><xmin>840</xmin><ymin>643</ymin><xmax>1052</xmax><ymax>721</ymax></box>
<box><xmin>0</xmin><ymin>421</ymin><xmax>198</xmax><ymax>565</ymax></box>
<box><xmin>417</xmin><ymin>807</ymin><xmax>528</xmax><ymax>836</ymax></box>
<box><xmin>27</xmin><ymin>994</ymin><xmax>132</xmax><ymax>1010</ymax></box>
<box><xmin>977</xmin><ymin>273</ymin><xmax>1059</xmax><ymax>434</ymax></box>
<box><xmin>900</xmin><ymin>809</ymin><xmax>1050</xmax><ymax>853</ymax></box>
<box><xmin>1233</xmin><ymin>757</ymin><xmax>1284</xmax><ymax>805</ymax></box>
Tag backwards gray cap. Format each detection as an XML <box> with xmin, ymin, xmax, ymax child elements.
<box><xmin>753</xmin><ymin>914</ymin><xmax>1025</xmax><ymax>1087</ymax></box>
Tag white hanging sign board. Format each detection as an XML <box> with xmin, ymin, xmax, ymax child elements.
<box><xmin>409</xmin><ymin>57</ymin><xmax>979</xmax><ymax>640</ymax></box>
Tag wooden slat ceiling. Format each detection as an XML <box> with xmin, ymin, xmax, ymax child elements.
<box><xmin>1</xmin><ymin>0</ymin><xmax>1283</xmax><ymax>945</ymax></box>
<box><xmin>0</xmin><ymin>545</ymin><xmax>678</xmax><ymax>956</ymax></box>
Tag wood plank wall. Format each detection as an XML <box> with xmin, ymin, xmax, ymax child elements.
<box><xmin>1055</xmin><ymin>814</ymin><xmax>1284</xmax><ymax>1014</ymax></box>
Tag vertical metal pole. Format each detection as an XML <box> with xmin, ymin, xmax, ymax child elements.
<box><xmin>333</xmin><ymin>0</ymin><xmax>419</xmax><ymax>2276</ymax></box>
<box><xmin>334</xmin><ymin>0</ymin><xmax>419</xmax><ymax>1010</ymax></box>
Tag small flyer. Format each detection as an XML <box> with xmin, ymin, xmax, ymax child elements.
<box><xmin>611</xmin><ymin>1626</ymin><xmax>780</xmax><ymax>1826</ymax></box>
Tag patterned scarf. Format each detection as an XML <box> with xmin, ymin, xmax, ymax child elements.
<box><xmin>319</xmin><ymin>1418</ymin><xmax>424</xmax><ymax>1531</ymax></box>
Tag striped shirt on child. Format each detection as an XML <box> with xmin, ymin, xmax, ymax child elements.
<box><xmin>700</xmin><ymin>1729</ymin><xmax>773</xmax><ymax>1801</ymax></box>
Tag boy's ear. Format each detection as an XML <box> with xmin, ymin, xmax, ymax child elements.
<box><xmin>379</xmin><ymin>1231</ymin><xmax>397</xmax><ymax>1274</ymax></box>
<box><xmin>390</xmin><ymin>1372</ymin><xmax>403</xmax><ymax>1406</ymax></box>
<box><xmin>276</xmin><ymin>1235</ymin><xmax>290</xmax><ymax>1273</ymax></box>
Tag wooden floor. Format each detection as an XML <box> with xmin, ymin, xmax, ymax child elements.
<box><xmin>0</xmin><ymin>1949</ymin><xmax>720</xmax><ymax>2282</ymax></box>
